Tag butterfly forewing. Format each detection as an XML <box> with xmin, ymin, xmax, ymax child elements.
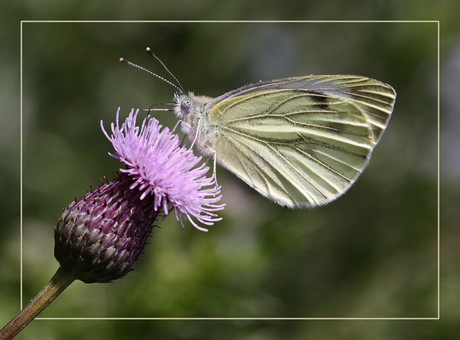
<box><xmin>206</xmin><ymin>75</ymin><xmax>396</xmax><ymax>207</ymax></box>
<box><xmin>321</xmin><ymin>76</ymin><xmax>395</xmax><ymax>143</ymax></box>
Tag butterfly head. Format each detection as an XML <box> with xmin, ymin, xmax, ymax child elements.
<box><xmin>172</xmin><ymin>92</ymin><xmax>195</xmax><ymax>121</ymax></box>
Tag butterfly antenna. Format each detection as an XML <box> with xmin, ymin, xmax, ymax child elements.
<box><xmin>119</xmin><ymin>57</ymin><xmax>182</xmax><ymax>92</ymax></box>
<box><xmin>145</xmin><ymin>47</ymin><xmax>185</xmax><ymax>93</ymax></box>
<box><xmin>142</xmin><ymin>102</ymin><xmax>174</xmax><ymax>113</ymax></box>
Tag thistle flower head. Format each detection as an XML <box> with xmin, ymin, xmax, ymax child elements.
<box><xmin>101</xmin><ymin>108</ymin><xmax>225</xmax><ymax>231</ymax></box>
<box><xmin>54</xmin><ymin>108</ymin><xmax>225</xmax><ymax>283</ymax></box>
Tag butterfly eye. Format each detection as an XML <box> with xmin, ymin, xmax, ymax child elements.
<box><xmin>180</xmin><ymin>97</ymin><xmax>193</xmax><ymax>113</ymax></box>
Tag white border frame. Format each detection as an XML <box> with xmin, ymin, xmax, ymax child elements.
<box><xmin>19</xmin><ymin>20</ymin><xmax>440</xmax><ymax>321</ymax></box>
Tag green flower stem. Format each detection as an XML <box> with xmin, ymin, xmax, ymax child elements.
<box><xmin>0</xmin><ymin>266</ymin><xmax>75</xmax><ymax>340</ymax></box>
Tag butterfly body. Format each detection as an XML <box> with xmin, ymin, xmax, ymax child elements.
<box><xmin>173</xmin><ymin>92</ymin><xmax>216</xmax><ymax>157</ymax></box>
<box><xmin>172</xmin><ymin>75</ymin><xmax>396</xmax><ymax>208</ymax></box>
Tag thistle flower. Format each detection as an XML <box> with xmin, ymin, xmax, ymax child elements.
<box><xmin>0</xmin><ymin>108</ymin><xmax>225</xmax><ymax>339</ymax></box>
<box><xmin>101</xmin><ymin>108</ymin><xmax>224</xmax><ymax>232</ymax></box>
<box><xmin>54</xmin><ymin>108</ymin><xmax>224</xmax><ymax>283</ymax></box>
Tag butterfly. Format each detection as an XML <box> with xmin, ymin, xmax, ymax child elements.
<box><xmin>122</xmin><ymin>48</ymin><xmax>396</xmax><ymax>208</ymax></box>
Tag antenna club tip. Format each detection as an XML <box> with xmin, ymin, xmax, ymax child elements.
<box><xmin>120</xmin><ymin>58</ymin><xmax>127</xmax><ymax>63</ymax></box>
<box><xmin>146</xmin><ymin>47</ymin><xmax>151</xmax><ymax>52</ymax></box>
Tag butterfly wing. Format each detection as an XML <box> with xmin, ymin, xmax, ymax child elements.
<box><xmin>205</xmin><ymin>75</ymin><xmax>396</xmax><ymax>208</ymax></box>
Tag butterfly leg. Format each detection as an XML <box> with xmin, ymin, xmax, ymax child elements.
<box><xmin>208</xmin><ymin>147</ymin><xmax>217</xmax><ymax>176</ymax></box>
<box><xmin>205</xmin><ymin>146</ymin><xmax>218</xmax><ymax>185</ymax></box>
<box><xmin>172</xmin><ymin>119</ymin><xmax>185</xmax><ymax>133</ymax></box>
<box><xmin>190</xmin><ymin>118</ymin><xmax>201</xmax><ymax>149</ymax></box>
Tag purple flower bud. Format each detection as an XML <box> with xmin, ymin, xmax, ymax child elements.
<box><xmin>54</xmin><ymin>173</ymin><xmax>158</xmax><ymax>283</ymax></box>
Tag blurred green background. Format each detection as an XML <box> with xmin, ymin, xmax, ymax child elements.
<box><xmin>0</xmin><ymin>1</ymin><xmax>458</xmax><ymax>339</ymax></box>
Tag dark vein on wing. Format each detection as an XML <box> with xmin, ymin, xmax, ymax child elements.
<box><xmin>224</xmin><ymin>134</ymin><xmax>300</xmax><ymax>202</ymax></box>
<box><xmin>221</xmin><ymin>125</ymin><xmax>355</xmax><ymax>196</ymax></box>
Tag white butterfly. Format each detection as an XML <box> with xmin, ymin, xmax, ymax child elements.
<box><xmin>123</xmin><ymin>49</ymin><xmax>396</xmax><ymax>208</ymax></box>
